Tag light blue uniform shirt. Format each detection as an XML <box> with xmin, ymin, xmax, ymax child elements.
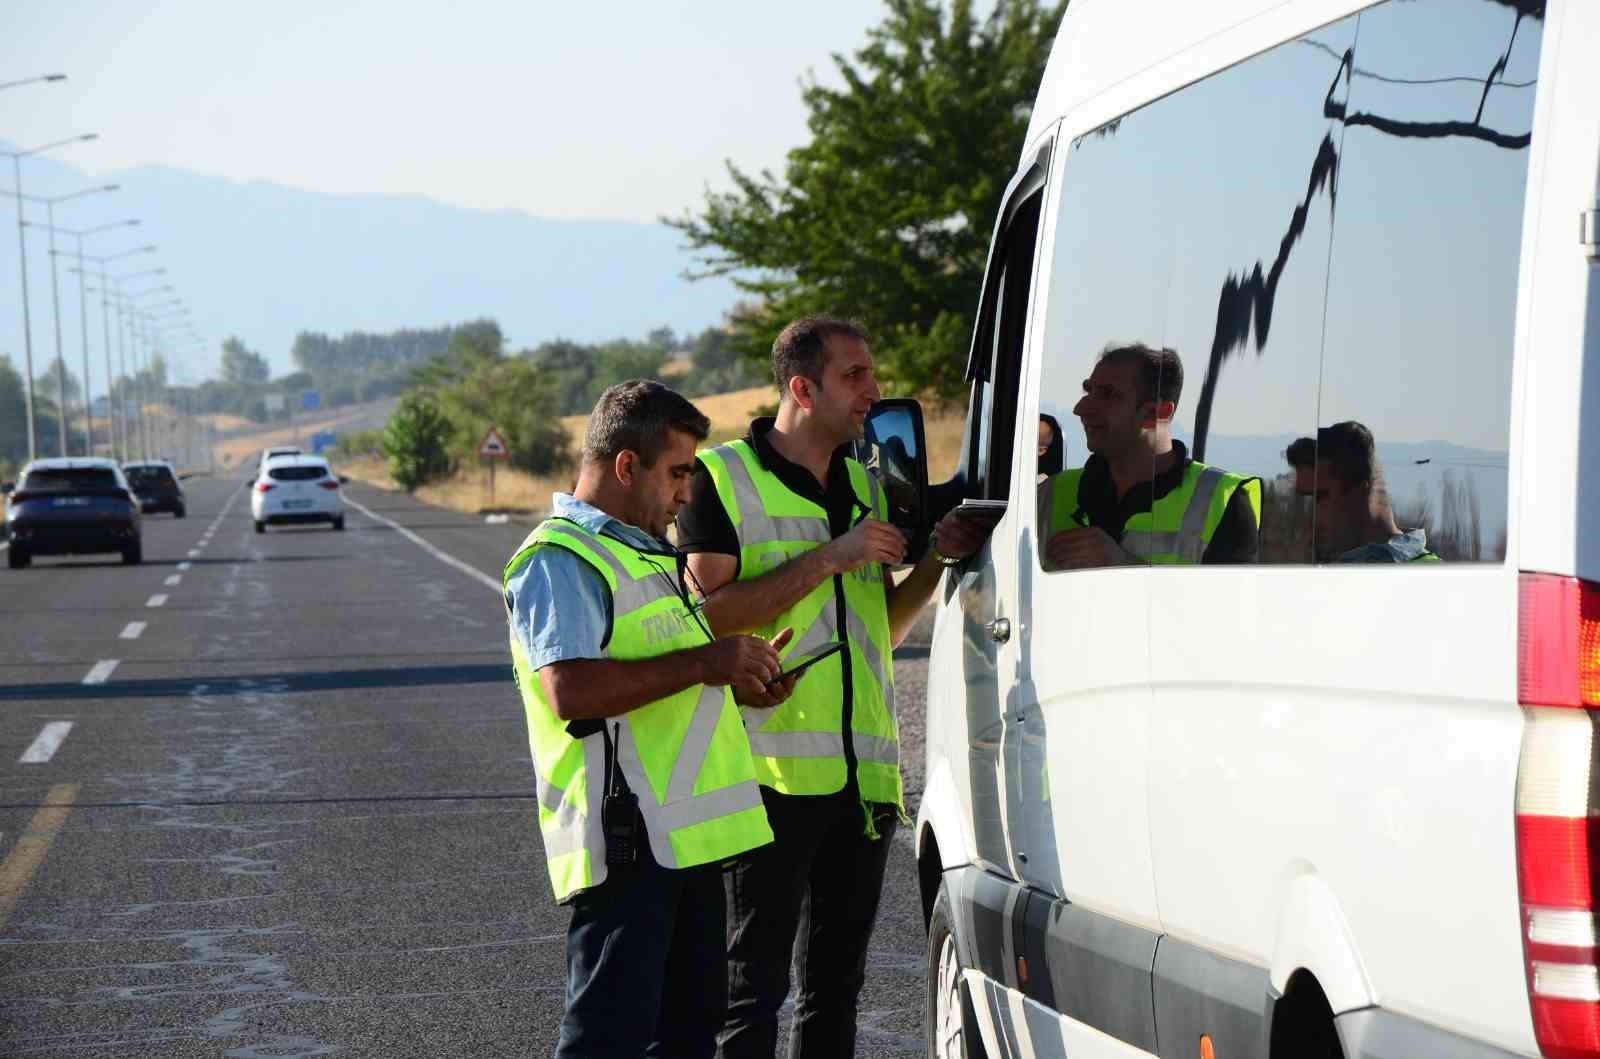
<box><xmin>505</xmin><ymin>493</ymin><xmax>669</xmax><ymax>671</ymax></box>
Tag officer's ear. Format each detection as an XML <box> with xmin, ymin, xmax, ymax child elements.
<box><xmin>1142</xmin><ymin>399</ymin><xmax>1176</xmax><ymax>429</ymax></box>
<box><xmin>788</xmin><ymin>373</ymin><xmax>816</xmax><ymax>412</ymax></box>
<box><xmin>613</xmin><ymin>449</ymin><xmax>640</xmax><ymax>487</ymax></box>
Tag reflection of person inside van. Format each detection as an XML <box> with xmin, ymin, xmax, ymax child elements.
<box><xmin>1287</xmin><ymin>421</ymin><xmax>1440</xmax><ymax>563</ymax></box>
<box><xmin>1038</xmin><ymin>343</ymin><xmax>1260</xmax><ymax>569</ymax></box>
<box><xmin>878</xmin><ymin>434</ymin><xmax>918</xmax><ymax>523</ymax></box>
<box><xmin>1036</xmin><ymin>414</ymin><xmax>1064</xmax><ymax>482</ymax></box>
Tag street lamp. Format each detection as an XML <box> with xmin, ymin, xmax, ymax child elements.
<box><xmin>95</xmin><ymin>276</ymin><xmax>170</xmax><ymax>459</ymax></box>
<box><xmin>2</xmin><ymin>132</ymin><xmax>98</xmax><ymax>462</ymax></box>
<box><xmin>36</xmin><ymin>183</ymin><xmax>121</xmax><ymax>455</ymax></box>
<box><xmin>123</xmin><ymin>284</ymin><xmax>174</xmax><ymax>458</ymax></box>
<box><xmin>27</xmin><ymin>216</ymin><xmax>139</xmax><ymax>457</ymax></box>
<box><xmin>79</xmin><ymin>250</ymin><xmax>158</xmax><ymax>461</ymax></box>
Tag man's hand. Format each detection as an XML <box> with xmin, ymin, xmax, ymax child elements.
<box><xmin>932</xmin><ymin>510</ymin><xmax>999</xmax><ymax>562</ymax></box>
<box><xmin>823</xmin><ymin>517</ymin><xmax>906</xmax><ymax>573</ymax></box>
<box><xmin>697</xmin><ymin>633</ymin><xmax>782</xmax><ymax>689</ymax></box>
<box><xmin>732</xmin><ymin>628</ymin><xmax>797</xmax><ymax>708</ymax></box>
<box><xmin>1044</xmin><ymin>527</ymin><xmax>1135</xmax><ymax>570</ymax></box>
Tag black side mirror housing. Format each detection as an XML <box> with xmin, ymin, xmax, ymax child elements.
<box><xmin>338</xmin><ymin>475</ymin><xmax>350</xmax><ymax>485</ymax></box>
<box><xmin>852</xmin><ymin>398</ymin><xmax>932</xmax><ymax>561</ymax></box>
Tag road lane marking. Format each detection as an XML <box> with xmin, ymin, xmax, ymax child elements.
<box><xmin>187</xmin><ymin>549</ymin><xmax>200</xmax><ymax>557</ymax></box>
<box><xmin>0</xmin><ymin>783</ymin><xmax>79</xmax><ymax>929</ymax></box>
<box><xmin>82</xmin><ymin>659</ymin><xmax>119</xmax><ymax>684</ymax></box>
<box><xmin>19</xmin><ymin>722</ymin><xmax>74</xmax><ymax>763</ymax></box>
<box><xmin>120</xmin><ymin>622</ymin><xmax>146</xmax><ymax>640</ymax></box>
<box><xmin>343</xmin><ymin>496</ymin><xmax>501</xmax><ymax>593</ymax></box>
<box><xmin>0</xmin><ymin>541</ymin><xmax>8</xmax><ymax>554</ymax></box>
<box><xmin>164</xmin><ymin>574</ymin><xmax>181</xmax><ymax>587</ymax></box>
<box><xmin>146</xmin><ymin>594</ymin><xmax>168</xmax><ymax>608</ymax></box>
<box><xmin>177</xmin><ymin>561</ymin><xmax>192</xmax><ymax>571</ymax></box>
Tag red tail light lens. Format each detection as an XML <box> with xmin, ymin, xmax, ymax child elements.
<box><xmin>1518</xmin><ymin>574</ymin><xmax>1600</xmax><ymax>1057</ymax></box>
<box><xmin>255</xmin><ymin>481</ymin><xmax>275</xmax><ymax>493</ymax></box>
<box><xmin>7</xmin><ymin>491</ymin><xmax>35</xmax><ymax>504</ymax></box>
<box><xmin>317</xmin><ymin>479</ymin><xmax>340</xmax><ymax>490</ymax></box>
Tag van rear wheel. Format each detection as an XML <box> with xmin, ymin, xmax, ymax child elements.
<box><xmin>7</xmin><ymin>546</ymin><xmax>29</xmax><ymax>569</ymax></box>
<box><xmin>927</xmin><ymin>881</ymin><xmax>983</xmax><ymax>1059</ymax></box>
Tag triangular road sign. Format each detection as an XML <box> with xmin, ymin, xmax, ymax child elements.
<box><xmin>477</xmin><ymin>426</ymin><xmax>510</xmax><ymax>459</ymax></box>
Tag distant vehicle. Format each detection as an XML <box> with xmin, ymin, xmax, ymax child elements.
<box><xmin>122</xmin><ymin>460</ymin><xmax>187</xmax><ymax>517</ymax></box>
<box><xmin>256</xmin><ymin>447</ymin><xmax>302</xmax><ymax>474</ymax></box>
<box><xmin>251</xmin><ymin>455</ymin><xmax>345</xmax><ymax>533</ymax></box>
<box><xmin>2</xmin><ymin>458</ymin><xmax>142</xmax><ymax>568</ymax></box>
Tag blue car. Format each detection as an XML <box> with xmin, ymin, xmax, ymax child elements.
<box><xmin>3</xmin><ymin>458</ymin><xmax>143</xmax><ymax>569</ymax></box>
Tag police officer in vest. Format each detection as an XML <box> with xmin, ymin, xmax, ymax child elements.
<box><xmin>503</xmin><ymin>380</ymin><xmax>799</xmax><ymax>1059</ymax></box>
<box><xmin>676</xmin><ymin>315</ymin><xmax>990</xmax><ymax>1058</ymax></box>
<box><xmin>1040</xmin><ymin>342</ymin><xmax>1261</xmax><ymax>569</ymax></box>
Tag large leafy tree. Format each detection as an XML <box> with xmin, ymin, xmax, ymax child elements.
<box><xmin>220</xmin><ymin>337</ymin><xmax>271</xmax><ymax>385</ymax></box>
<box><xmin>669</xmin><ymin>0</ymin><xmax>1066</xmax><ymax>399</ymax></box>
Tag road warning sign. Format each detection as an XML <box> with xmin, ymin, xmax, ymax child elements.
<box><xmin>477</xmin><ymin>426</ymin><xmax>509</xmax><ymax>459</ymax></box>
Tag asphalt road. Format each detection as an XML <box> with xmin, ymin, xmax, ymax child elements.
<box><xmin>0</xmin><ymin>474</ymin><xmax>933</xmax><ymax>1057</ymax></box>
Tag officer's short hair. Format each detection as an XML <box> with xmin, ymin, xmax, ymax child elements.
<box><xmin>1097</xmin><ymin>343</ymin><xmax>1183</xmax><ymax>408</ymax></box>
<box><xmin>772</xmin><ymin>314</ymin><xmax>870</xmax><ymax>399</ymax></box>
<box><xmin>1286</xmin><ymin>436</ymin><xmax>1317</xmax><ymax>471</ymax></box>
<box><xmin>583</xmin><ymin>380</ymin><xmax>710</xmax><ymax>467</ymax></box>
<box><xmin>1316</xmin><ymin>420</ymin><xmax>1380</xmax><ymax>489</ymax></box>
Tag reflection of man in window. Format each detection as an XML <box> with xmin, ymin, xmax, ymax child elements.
<box><xmin>1288</xmin><ymin>421</ymin><xmax>1440</xmax><ymax>564</ymax></box>
<box><xmin>1038</xmin><ymin>344</ymin><xmax>1260</xmax><ymax>570</ymax></box>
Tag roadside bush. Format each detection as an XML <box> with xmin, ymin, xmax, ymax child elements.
<box><xmin>331</xmin><ymin>429</ymin><xmax>385</xmax><ymax>461</ymax></box>
<box><xmin>383</xmin><ymin>392</ymin><xmax>453</xmax><ymax>492</ymax></box>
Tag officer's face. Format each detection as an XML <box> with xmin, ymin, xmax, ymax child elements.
<box><xmin>630</xmin><ymin>428</ymin><xmax>700</xmax><ymax>538</ymax></box>
<box><xmin>1073</xmin><ymin>359</ymin><xmax>1146</xmax><ymax>458</ymax></box>
<box><xmin>1313</xmin><ymin>461</ymin><xmax>1365</xmax><ymax>559</ymax></box>
<box><xmin>806</xmin><ymin>337</ymin><xmax>882</xmax><ymax>444</ymax></box>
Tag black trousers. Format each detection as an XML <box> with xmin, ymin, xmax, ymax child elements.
<box><xmin>718</xmin><ymin>785</ymin><xmax>898</xmax><ymax>1059</ymax></box>
<box><xmin>556</xmin><ymin>851</ymin><xmax>727</xmax><ymax>1059</ymax></box>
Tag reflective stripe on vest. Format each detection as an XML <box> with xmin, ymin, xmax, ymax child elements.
<box><xmin>504</xmin><ymin>517</ymin><xmax>772</xmax><ymax>900</ymax></box>
<box><xmin>1043</xmin><ymin>461</ymin><xmax>1261</xmax><ymax>564</ymax></box>
<box><xmin>697</xmin><ymin>440</ymin><xmax>901</xmax><ymax>807</ymax></box>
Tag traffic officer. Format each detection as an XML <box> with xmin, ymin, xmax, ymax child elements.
<box><xmin>503</xmin><ymin>380</ymin><xmax>797</xmax><ymax>1059</ymax></box>
<box><xmin>676</xmin><ymin>315</ymin><xmax>989</xmax><ymax>1058</ymax></box>
<box><xmin>1039</xmin><ymin>342</ymin><xmax>1261</xmax><ymax>568</ymax></box>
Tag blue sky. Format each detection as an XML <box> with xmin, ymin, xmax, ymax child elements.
<box><xmin>2</xmin><ymin>2</ymin><xmax>887</xmax><ymax>222</ymax></box>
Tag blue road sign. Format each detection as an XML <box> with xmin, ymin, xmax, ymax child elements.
<box><xmin>310</xmin><ymin>431</ymin><xmax>337</xmax><ymax>454</ymax></box>
<box><xmin>301</xmin><ymin>390</ymin><xmax>322</xmax><ymax>412</ymax></box>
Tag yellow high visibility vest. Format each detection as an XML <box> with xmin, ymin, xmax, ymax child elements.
<box><xmin>1042</xmin><ymin>461</ymin><xmax>1261</xmax><ymax>564</ymax></box>
<box><xmin>503</xmin><ymin>517</ymin><xmax>772</xmax><ymax>901</ymax></box>
<box><xmin>696</xmin><ymin>440</ymin><xmax>901</xmax><ymax>810</ymax></box>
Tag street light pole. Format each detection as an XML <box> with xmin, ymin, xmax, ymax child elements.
<box><xmin>2</xmin><ymin>132</ymin><xmax>98</xmax><ymax>462</ymax></box>
<box><xmin>36</xmin><ymin>183</ymin><xmax>118</xmax><ymax>455</ymax></box>
<box><xmin>78</xmin><ymin>245</ymin><xmax>155</xmax><ymax>461</ymax></box>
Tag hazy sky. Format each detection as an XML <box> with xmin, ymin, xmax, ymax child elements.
<box><xmin>3</xmin><ymin>2</ymin><xmax>887</xmax><ymax>222</ymax></box>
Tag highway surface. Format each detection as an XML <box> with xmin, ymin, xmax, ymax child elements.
<box><xmin>0</xmin><ymin>474</ymin><xmax>932</xmax><ymax>1057</ymax></box>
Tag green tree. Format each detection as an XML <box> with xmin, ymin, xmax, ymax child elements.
<box><xmin>35</xmin><ymin>357</ymin><xmax>82</xmax><ymax>405</ymax></box>
<box><xmin>669</xmin><ymin>0</ymin><xmax>1066</xmax><ymax>399</ymax></box>
<box><xmin>220</xmin><ymin>337</ymin><xmax>271</xmax><ymax>385</ymax></box>
<box><xmin>383</xmin><ymin>391</ymin><xmax>453</xmax><ymax>492</ymax></box>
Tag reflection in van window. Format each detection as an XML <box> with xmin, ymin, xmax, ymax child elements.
<box><xmin>1032</xmin><ymin>0</ymin><xmax>1537</xmax><ymax>568</ymax></box>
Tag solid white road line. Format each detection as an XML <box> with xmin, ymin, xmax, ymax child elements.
<box><xmin>0</xmin><ymin>541</ymin><xmax>8</xmax><ymax>554</ymax></box>
<box><xmin>19</xmin><ymin>723</ymin><xmax>74</xmax><ymax>764</ymax></box>
<box><xmin>177</xmin><ymin>561</ymin><xmax>192</xmax><ymax>571</ymax></box>
<box><xmin>82</xmin><ymin>660</ymin><xmax>119</xmax><ymax>685</ymax></box>
<box><xmin>343</xmin><ymin>496</ymin><xmax>501</xmax><ymax>593</ymax></box>
<box><xmin>119</xmin><ymin>622</ymin><xmax>146</xmax><ymax>640</ymax></box>
<box><xmin>164</xmin><ymin>575</ymin><xmax>181</xmax><ymax>587</ymax></box>
<box><xmin>146</xmin><ymin>594</ymin><xmax>168</xmax><ymax>608</ymax></box>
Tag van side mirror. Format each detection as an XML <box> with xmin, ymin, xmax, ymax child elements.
<box><xmin>853</xmin><ymin>399</ymin><xmax>932</xmax><ymax>560</ymax></box>
<box><xmin>338</xmin><ymin>475</ymin><xmax>350</xmax><ymax>485</ymax></box>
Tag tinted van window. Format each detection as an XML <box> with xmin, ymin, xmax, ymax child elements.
<box><xmin>21</xmin><ymin>468</ymin><xmax>121</xmax><ymax>494</ymax></box>
<box><xmin>1033</xmin><ymin>0</ymin><xmax>1538</xmax><ymax>571</ymax></box>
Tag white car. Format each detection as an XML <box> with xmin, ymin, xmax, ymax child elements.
<box><xmin>865</xmin><ymin>2</ymin><xmax>1600</xmax><ymax>1059</ymax></box>
<box><xmin>251</xmin><ymin>455</ymin><xmax>345</xmax><ymax>533</ymax></box>
<box><xmin>255</xmin><ymin>446</ymin><xmax>301</xmax><ymax>475</ymax></box>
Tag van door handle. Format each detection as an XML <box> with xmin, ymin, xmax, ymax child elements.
<box><xmin>987</xmin><ymin>618</ymin><xmax>1011</xmax><ymax>643</ymax></box>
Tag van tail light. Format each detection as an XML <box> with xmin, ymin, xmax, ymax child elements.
<box><xmin>7</xmin><ymin>491</ymin><xmax>35</xmax><ymax>504</ymax></box>
<box><xmin>255</xmin><ymin>481</ymin><xmax>275</xmax><ymax>493</ymax></box>
<box><xmin>1517</xmin><ymin>573</ymin><xmax>1600</xmax><ymax>1057</ymax></box>
<box><xmin>317</xmin><ymin>479</ymin><xmax>340</xmax><ymax>490</ymax></box>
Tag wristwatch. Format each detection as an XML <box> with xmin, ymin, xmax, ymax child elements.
<box><xmin>931</xmin><ymin>545</ymin><xmax>963</xmax><ymax>567</ymax></box>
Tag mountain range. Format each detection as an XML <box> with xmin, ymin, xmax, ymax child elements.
<box><xmin>0</xmin><ymin>141</ymin><xmax>739</xmax><ymax>380</ymax></box>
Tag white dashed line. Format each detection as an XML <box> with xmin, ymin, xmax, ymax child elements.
<box><xmin>164</xmin><ymin>575</ymin><xmax>181</xmax><ymax>587</ymax></box>
<box><xmin>19</xmin><ymin>722</ymin><xmax>74</xmax><ymax>764</ymax></box>
<box><xmin>343</xmin><ymin>496</ymin><xmax>501</xmax><ymax>593</ymax></box>
<box><xmin>119</xmin><ymin>622</ymin><xmax>146</xmax><ymax>640</ymax></box>
<box><xmin>146</xmin><ymin>594</ymin><xmax>168</xmax><ymax>608</ymax></box>
<box><xmin>187</xmin><ymin>549</ymin><xmax>200</xmax><ymax>558</ymax></box>
<box><xmin>177</xmin><ymin>561</ymin><xmax>192</xmax><ymax>571</ymax></box>
<box><xmin>82</xmin><ymin>659</ymin><xmax>119</xmax><ymax>684</ymax></box>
